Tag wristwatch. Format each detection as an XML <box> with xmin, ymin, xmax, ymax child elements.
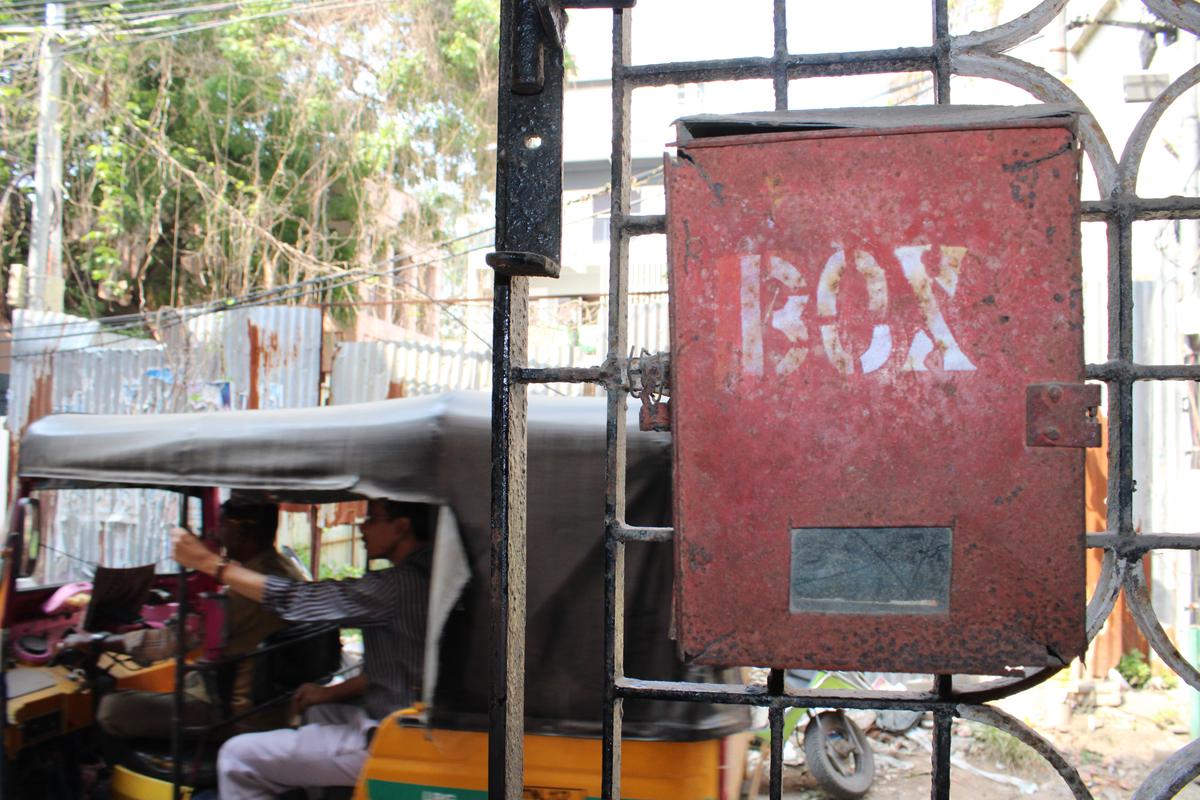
<box><xmin>214</xmin><ymin>557</ymin><xmax>231</xmax><ymax>583</ymax></box>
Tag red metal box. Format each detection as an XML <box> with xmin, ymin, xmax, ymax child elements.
<box><xmin>665</xmin><ymin>106</ymin><xmax>1092</xmax><ymax>674</ymax></box>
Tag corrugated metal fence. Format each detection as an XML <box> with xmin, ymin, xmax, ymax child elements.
<box><xmin>7</xmin><ymin>299</ymin><xmax>671</xmax><ymax>583</ymax></box>
<box><xmin>8</xmin><ymin>306</ymin><xmax>323</xmax><ymax>584</ymax></box>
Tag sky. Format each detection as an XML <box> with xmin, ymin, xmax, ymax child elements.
<box><xmin>561</xmin><ymin>1</ymin><xmax>950</xmax><ymax>162</ymax></box>
<box><xmin>565</xmin><ymin>0</ymin><xmax>937</xmax><ymax>76</ymax></box>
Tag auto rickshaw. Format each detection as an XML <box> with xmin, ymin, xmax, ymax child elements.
<box><xmin>3</xmin><ymin>391</ymin><xmax>750</xmax><ymax>799</ymax></box>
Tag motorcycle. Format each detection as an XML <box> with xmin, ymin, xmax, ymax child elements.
<box><xmin>751</xmin><ymin>669</ymin><xmax>922</xmax><ymax>798</ymax></box>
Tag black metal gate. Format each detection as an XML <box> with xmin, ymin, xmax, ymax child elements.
<box><xmin>487</xmin><ymin>1</ymin><xmax>1200</xmax><ymax>797</ymax></box>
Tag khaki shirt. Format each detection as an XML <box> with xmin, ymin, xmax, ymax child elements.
<box><xmin>123</xmin><ymin>549</ymin><xmax>306</xmax><ymax>730</ymax></box>
<box><xmin>226</xmin><ymin>550</ymin><xmax>306</xmax><ymax>729</ymax></box>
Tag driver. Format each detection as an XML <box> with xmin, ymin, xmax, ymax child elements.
<box><xmin>71</xmin><ymin>500</ymin><xmax>304</xmax><ymax>739</ymax></box>
<box><xmin>171</xmin><ymin>498</ymin><xmax>434</xmax><ymax>799</ymax></box>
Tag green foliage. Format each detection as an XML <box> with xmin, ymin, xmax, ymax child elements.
<box><xmin>968</xmin><ymin>722</ymin><xmax>1039</xmax><ymax>771</ymax></box>
<box><xmin>1151</xmin><ymin>706</ymin><xmax>1182</xmax><ymax>729</ymax></box>
<box><xmin>289</xmin><ymin>543</ymin><xmax>364</xmax><ymax>582</ymax></box>
<box><xmin>320</xmin><ymin>561</ymin><xmax>364</xmax><ymax>581</ymax></box>
<box><xmin>0</xmin><ymin>0</ymin><xmax>500</xmax><ymax>317</ymax></box>
<box><xmin>1117</xmin><ymin>649</ymin><xmax>1152</xmax><ymax>689</ymax></box>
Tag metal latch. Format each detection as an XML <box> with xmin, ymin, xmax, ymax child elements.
<box><xmin>1025</xmin><ymin>383</ymin><xmax>1101</xmax><ymax>448</ymax></box>
<box><xmin>631</xmin><ymin>350</ymin><xmax>670</xmax><ymax>432</ymax></box>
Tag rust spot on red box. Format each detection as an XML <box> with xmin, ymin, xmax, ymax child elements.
<box><xmin>666</xmin><ymin>108</ymin><xmax>1087</xmax><ymax>674</ymax></box>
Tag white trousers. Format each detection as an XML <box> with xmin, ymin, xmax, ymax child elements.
<box><xmin>216</xmin><ymin>703</ymin><xmax>374</xmax><ymax>799</ymax></box>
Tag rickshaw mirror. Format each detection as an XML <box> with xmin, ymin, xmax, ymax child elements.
<box><xmin>18</xmin><ymin>497</ymin><xmax>41</xmax><ymax>579</ymax></box>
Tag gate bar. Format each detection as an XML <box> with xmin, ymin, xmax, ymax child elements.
<box><xmin>767</xmin><ymin>669</ymin><xmax>785</xmax><ymax>800</ymax></box>
<box><xmin>771</xmin><ymin>0</ymin><xmax>787</xmax><ymax>110</ymax></box>
<box><xmin>489</xmin><ymin>0</ymin><xmax>564</xmax><ymax>793</ymax></box>
<box><xmin>601</xmin><ymin>7</ymin><xmax>632</xmax><ymax>799</ymax></box>
<box><xmin>171</xmin><ymin>495</ymin><xmax>189</xmax><ymax>800</ymax></box>
<box><xmin>933</xmin><ymin>0</ymin><xmax>950</xmax><ymax>102</ymax></box>
<box><xmin>620</xmin><ymin>50</ymin><xmax>937</xmax><ymax>87</ymax></box>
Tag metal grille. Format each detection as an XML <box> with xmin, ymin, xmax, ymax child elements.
<box><xmin>488</xmin><ymin>1</ymin><xmax>1200</xmax><ymax>797</ymax></box>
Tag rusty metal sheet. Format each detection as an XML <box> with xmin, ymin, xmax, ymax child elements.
<box><xmin>8</xmin><ymin>309</ymin><xmax>102</xmax><ymax>434</ymax></box>
<box><xmin>329</xmin><ymin>339</ymin><xmax>491</xmax><ymax>405</ymax></box>
<box><xmin>187</xmin><ymin>306</ymin><xmax>322</xmax><ymax>410</ymax></box>
<box><xmin>666</xmin><ymin>111</ymin><xmax>1087</xmax><ymax>674</ymax></box>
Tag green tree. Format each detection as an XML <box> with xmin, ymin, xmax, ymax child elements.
<box><xmin>0</xmin><ymin>0</ymin><xmax>499</xmax><ymax>318</ymax></box>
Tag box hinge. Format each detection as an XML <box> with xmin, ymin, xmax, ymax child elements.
<box><xmin>1026</xmin><ymin>383</ymin><xmax>1101</xmax><ymax>448</ymax></box>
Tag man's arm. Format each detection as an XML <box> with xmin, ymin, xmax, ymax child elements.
<box><xmin>172</xmin><ymin>528</ymin><xmax>268</xmax><ymax>602</ymax></box>
<box><xmin>172</xmin><ymin>527</ymin><xmax>398</xmax><ymax>627</ymax></box>
<box><xmin>61</xmin><ymin>627</ymin><xmax>189</xmax><ymax>666</ymax></box>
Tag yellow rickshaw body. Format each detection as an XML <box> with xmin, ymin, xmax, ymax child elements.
<box><xmin>355</xmin><ymin>710</ymin><xmax>748</xmax><ymax>800</ymax></box>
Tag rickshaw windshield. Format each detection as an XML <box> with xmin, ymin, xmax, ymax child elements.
<box><xmin>15</xmin><ymin>488</ymin><xmax>183</xmax><ymax>588</ymax></box>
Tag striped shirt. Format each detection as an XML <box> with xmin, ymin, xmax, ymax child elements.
<box><xmin>261</xmin><ymin>546</ymin><xmax>432</xmax><ymax>721</ymax></box>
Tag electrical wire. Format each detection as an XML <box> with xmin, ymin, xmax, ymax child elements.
<box><xmin>2</xmin><ymin>243</ymin><xmax>490</xmax><ymax>357</ymax></box>
<box><xmin>3</xmin><ymin>224</ymin><xmax>497</xmax><ymax>340</ymax></box>
<box><xmin>2</xmin><ymin>0</ymin><xmax>190</xmax><ymax>15</ymax></box>
<box><xmin>2</xmin><ymin>0</ymin><xmax>301</xmax><ymax>25</ymax></box>
<box><xmin>0</xmin><ymin>0</ymin><xmax>254</xmax><ymax>36</ymax></box>
<box><xmin>70</xmin><ymin>0</ymin><xmax>380</xmax><ymax>46</ymax></box>
<box><xmin>1</xmin><ymin>162</ymin><xmax>667</xmax><ymax>345</ymax></box>
<box><xmin>0</xmin><ymin>0</ymin><xmax>389</xmax><ymax>69</ymax></box>
<box><xmin>2</xmin><ymin>0</ymin><xmax>669</xmax><ymax>343</ymax></box>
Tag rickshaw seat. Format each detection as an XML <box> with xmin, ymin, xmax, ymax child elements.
<box><xmin>249</xmin><ymin>622</ymin><xmax>342</xmax><ymax>705</ymax></box>
<box><xmin>112</xmin><ymin>624</ymin><xmax>340</xmax><ymax>790</ymax></box>
<box><xmin>201</xmin><ymin>621</ymin><xmax>344</xmax><ymax>718</ymax></box>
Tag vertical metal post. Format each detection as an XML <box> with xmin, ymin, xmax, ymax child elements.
<box><xmin>601</xmin><ymin>8</ymin><xmax>632</xmax><ymax>800</ymax></box>
<box><xmin>1110</xmin><ymin>215</ymin><xmax>1135</xmax><ymax>537</ymax></box>
<box><xmin>308</xmin><ymin>506</ymin><xmax>322</xmax><ymax>579</ymax></box>
<box><xmin>0</xmin><ymin>625</ymin><xmax>6</xmax><ymax>798</ymax></box>
<box><xmin>932</xmin><ymin>0</ymin><xmax>951</xmax><ymax>104</ymax></box>
<box><xmin>931</xmin><ymin>708</ymin><xmax>953</xmax><ymax>800</ymax></box>
<box><xmin>172</xmin><ymin>495</ymin><xmax>190</xmax><ymax>800</ymax></box>
<box><xmin>767</xmin><ymin>669</ymin><xmax>785</xmax><ymax>800</ymax></box>
<box><xmin>772</xmin><ymin>0</ymin><xmax>788</xmax><ymax>111</ymax></box>
<box><xmin>0</xmin><ymin>499</ymin><xmax>20</xmax><ymax>800</ymax></box>
<box><xmin>931</xmin><ymin>674</ymin><xmax>953</xmax><ymax>800</ymax></box>
<box><xmin>26</xmin><ymin>2</ymin><xmax>65</xmax><ymax>313</ymax></box>
<box><xmin>489</xmin><ymin>270</ymin><xmax>529</xmax><ymax>799</ymax></box>
<box><xmin>490</xmin><ymin>0</ymin><xmax>564</xmax><ymax>792</ymax></box>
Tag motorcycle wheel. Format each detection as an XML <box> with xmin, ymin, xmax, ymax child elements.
<box><xmin>803</xmin><ymin>711</ymin><xmax>875</xmax><ymax>799</ymax></box>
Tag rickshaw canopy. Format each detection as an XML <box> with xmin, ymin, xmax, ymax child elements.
<box><xmin>21</xmin><ymin>392</ymin><xmax>483</xmax><ymax>500</ymax></box>
<box><xmin>17</xmin><ymin>392</ymin><xmax>748</xmax><ymax>739</ymax></box>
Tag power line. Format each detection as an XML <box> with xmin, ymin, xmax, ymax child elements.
<box><xmin>1</xmin><ymin>177</ymin><xmax>661</xmax><ymax>358</ymax></box>
<box><xmin>2</xmin><ymin>0</ymin><xmax>187</xmax><ymax>14</ymax></box>
<box><xmin>0</xmin><ymin>0</ymin><xmax>245</xmax><ymax>33</ymax></box>
<box><xmin>2</xmin><ymin>236</ymin><xmax>495</xmax><ymax>356</ymax></box>
<box><xmin>1</xmin><ymin>0</ymin><xmax>387</xmax><ymax>68</ymax></box>
<box><xmin>2</xmin><ymin>209</ymin><xmax>653</xmax><ymax>354</ymax></box>
<box><xmin>2</xmin><ymin>223</ymin><xmax>498</xmax><ymax>340</ymax></box>
<box><xmin>1</xmin><ymin>161</ymin><xmax>666</xmax><ymax>343</ymax></box>
<box><xmin>2</xmin><ymin>0</ymin><xmax>289</xmax><ymax>24</ymax></box>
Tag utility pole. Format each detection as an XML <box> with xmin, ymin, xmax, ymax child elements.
<box><xmin>24</xmin><ymin>2</ymin><xmax>65</xmax><ymax>313</ymax></box>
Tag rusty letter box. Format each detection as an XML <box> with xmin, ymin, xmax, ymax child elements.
<box><xmin>665</xmin><ymin>106</ymin><xmax>1093</xmax><ymax>674</ymax></box>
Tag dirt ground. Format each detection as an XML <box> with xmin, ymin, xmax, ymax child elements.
<box><xmin>750</xmin><ymin>680</ymin><xmax>1198</xmax><ymax>799</ymax></box>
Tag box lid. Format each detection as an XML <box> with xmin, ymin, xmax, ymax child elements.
<box><xmin>675</xmin><ymin>103</ymin><xmax>1078</xmax><ymax>146</ymax></box>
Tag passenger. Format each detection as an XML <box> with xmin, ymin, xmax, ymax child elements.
<box><xmin>171</xmin><ymin>498</ymin><xmax>434</xmax><ymax>799</ymax></box>
<box><xmin>77</xmin><ymin>500</ymin><xmax>304</xmax><ymax>739</ymax></box>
